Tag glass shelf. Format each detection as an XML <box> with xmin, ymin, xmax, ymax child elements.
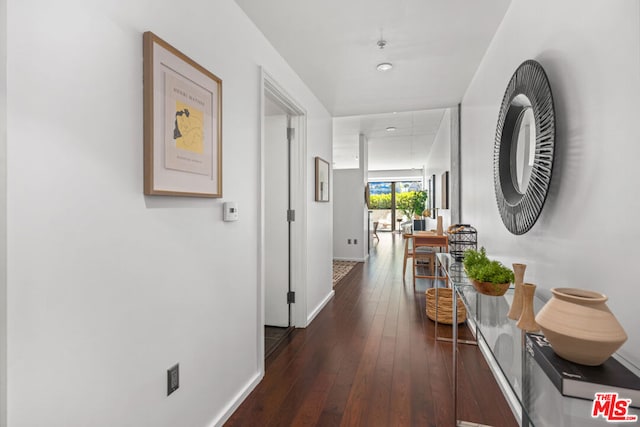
<box><xmin>437</xmin><ymin>252</ymin><xmax>640</xmax><ymax>427</ymax></box>
<box><xmin>437</xmin><ymin>252</ymin><xmax>543</xmax><ymax>426</ymax></box>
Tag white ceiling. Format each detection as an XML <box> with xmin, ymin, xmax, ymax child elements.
<box><xmin>333</xmin><ymin>109</ymin><xmax>446</xmax><ymax>169</ymax></box>
<box><xmin>235</xmin><ymin>0</ymin><xmax>511</xmax><ymax>169</ymax></box>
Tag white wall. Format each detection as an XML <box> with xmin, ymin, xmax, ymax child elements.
<box><xmin>333</xmin><ymin>134</ymin><xmax>368</xmax><ymax>262</ymax></box>
<box><xmin>425</xmin><ymin>108</ymin><xmax>452</xmax><ymax>230</ymax></box>
<box><xmin>264</xmin><ymin>114</ymin><xmax>288</xmax><ymax>327</ymax></box>
<box><xmin>450</xmin><ymin>105</ymin><xmax>461</xmax><ymax>224</ymax></box>
<box><xmin>333</xmin><ymin>169</ymin><xmax>367</xmax><ymax>261</ymax></box>
<box><xmin>0</xmin><ymin>0</ymin><xmax>6</xmax><ymax>425</ymax></box>
<box><xmin>359</xmin><ymin>134</ymin><xmax>369</xmax><ymax>255</ymax></box>
<box><xmin>368</xmin><ymin>169</ymin><xmax>423</xmax><ymax>181</ymax></box>
<box><xmin>461</xmin><ymin>0</ymin><xmax>640</xmax><ymax>368</ymax></box>
<box><xmin>304</xmin><ymin>118</ymin><xmax>334</xmax><ymax>325</ymax></box>
<box><xmin>5</xmin><ymin>1</ymin><xmax>332</xmax><ymax>426</ymax></box>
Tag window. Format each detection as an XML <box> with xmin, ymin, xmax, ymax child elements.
<box><xmin>369</xmin><ymin>180</ymin><xmax>423</xmax><ymax>231</ymax></box>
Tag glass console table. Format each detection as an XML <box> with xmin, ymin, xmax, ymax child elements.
<box><xmin>436</xmin><ymin>253</ymin><xmax>538</xmax><ymax>426</ymax></box>
<box><xmin>437</xmin><ymin>253</ymin><xmax>640</xmax><ymax>427</ymax></box>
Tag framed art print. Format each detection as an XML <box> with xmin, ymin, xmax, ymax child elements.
<box><xmin>441</xmin><ymin>171</ymin><xmax>449</xmax><ymax>209</ymax></box>
<box><xmin>430</xmin><ymin>174</ymin><xmax>437</xmax><ymax>218</ymax></box>
<box><xmin>143</xmin><ymin>31</ymin><xmax>222</xmax><ymax>197</ymax></box>
<box><xmin>365</xmin><ymin>183</ymin><xmax>371</xmax><ymax>208</ymax></box>
<box><xmin>315</xmin><ymin>157</ymin><xmax>330</xmax><ymax>202</ymax></box>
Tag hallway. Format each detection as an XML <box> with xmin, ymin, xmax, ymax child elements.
<box><xmin>226</xmin><ymin>233</ymin><xmax>517</xmax><ymax>426</ymax></box>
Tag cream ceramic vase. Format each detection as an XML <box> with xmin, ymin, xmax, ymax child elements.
<box><xmin>507</xmin><ymin>263</ymin><xmax>526</xmax><ymax>320</ymax></box>
<box><xmin>535</xmin><ymin>288</ymin><xmax>627</xmax><ymax>366</ymax></box>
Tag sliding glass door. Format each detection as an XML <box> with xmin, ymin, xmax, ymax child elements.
<box><xmin>369</xmin><ymin>180</ymin><xmax>423</xmax><ymax>232</ymax></box>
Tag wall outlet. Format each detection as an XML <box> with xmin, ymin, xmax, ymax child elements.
<box><xmin>354</xmin><ymin>239</ymin><xmax>358</xmax><ymax>245</ymax></box>
<box><xmin>167</xmin><ymin>364</ymin><xmax>179</xmax><ymax>396</ymax></box>
<box><xmin>347</xmin><ymin>239</ymin><xmax>351</xmax><ymax>244</ymax></box>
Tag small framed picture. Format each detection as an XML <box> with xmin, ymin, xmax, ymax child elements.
<box><xmin>315</xmin><ymin>157</ymin><xmax>330</xmax><ymax>202</ymax></box>
<box><xmin>441</xmin><ymin>171</ymin><xmax>449</xmax><ymax>209</ymax></box>
<box><xmin>430</xmin><ymin>174</ymin><xmax>437</xmax><ymax>218</ymax></box>
<box><xmin>365</xmin><ymin>183</ymin><xmax>371</xmax><ymax>208</ymax></box>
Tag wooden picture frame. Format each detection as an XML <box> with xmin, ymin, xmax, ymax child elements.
<box><xmin>441</xmin><ymin>171</ymin><xmax>450</xmax><ymax>209</ymax></box>
<box><xmin>430</xmin><ymin>174</ymin><xmax>437</xmax><ymax>218</ymax></box>
<box><xmin>364</xmin><ymin>183</ymin><xmax>371</xmax><ymax>208</ymax></box>
<box><xmin>143</xmin><ymin>31</ymin><xmax>222</xmax><ymax>197</ymax></box>
<box><xmin>315</xmin><ymin>157</ymin><xmax>330</xmax><ymax>202</ymax></box>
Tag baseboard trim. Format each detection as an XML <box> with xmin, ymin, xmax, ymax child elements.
<box><xmin>333</xmin><ymin>257</ymin><xmax>366</xmax><ymax>262</ymax></box>
<box><xmin>305</xmin><ymin>289</ymin><xmax>335</xmax><ymax>327</ymax></box>
<box><xmin>209</xmin><ymin>371</ymin><xmax>263</xmax><ymax>427</ymax></box>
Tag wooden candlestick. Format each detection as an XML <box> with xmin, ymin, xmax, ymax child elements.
<box><xmin>516</xmin><ymin>283</ymin><xmax>539</xmax><ymax>332</ymax></box>
<box><xmin>507</xmin><ymin>263</ymin><xmax>526</xmax><ymax>321</ymax></box>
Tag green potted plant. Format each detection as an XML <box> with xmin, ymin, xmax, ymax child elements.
<box><xmin>410</xmin><ymin>190</ymin><xmax>427</xmax><ymax>231</ymax></box>
<box><xmin>463</xmin><ymin>247</ymin><xmax>514</xmax><ymax>296</ymax></box>
<box><xmin>395</xmin><ymin>192</ymin><xmax>414</xmax><ymax>222</ymax></box>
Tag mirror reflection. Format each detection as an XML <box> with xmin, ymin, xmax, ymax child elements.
<box><xmin>510</xmin><ymin>95</ymin><xmax>536</xmax><ymax>193</ymax></box>
<box><xmin>494</xmin><ymin>60</ymin><xmax>555</xmax><ymax>235</ymax></box>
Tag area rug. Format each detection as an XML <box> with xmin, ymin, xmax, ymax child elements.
<box><xmin>333</xmin><ymin>260</ymin><xmax>359</xmax><ymax>287</ymax></box>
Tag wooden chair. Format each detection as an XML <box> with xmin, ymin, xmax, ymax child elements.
<box><xmin>402</xmin><ymin>233</ymin><xmax>440</xmax><ymax>285</ymax></box>
<box><xmin>412</xmin><ymin>245</ymin><xmax>436</xmax><ymax>288</ymax></box>
<box><xmin>403</xmin><ymin>233</ymin><xmax>437</xmax><ymax>278</ymax></box>
<box><xmin>372</xmin><ymin>221</ymin><xmax>379</xmax><ymax>240</ymax></box>
<box><xmin>412</xmin><ymin>233</ymin><xmax>448</xmax><ymax>288</ymax></box>
<box><xmin>402</xmin><ymin>233</ymin><xmax>413</xmax><ymax>277</ymax></box>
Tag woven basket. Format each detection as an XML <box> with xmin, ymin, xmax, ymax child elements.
<box><xmin>425</xmin><ymin>288</ymin><xmax>467</xmax><ymax>324</ymax></box>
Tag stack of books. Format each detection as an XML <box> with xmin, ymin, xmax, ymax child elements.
<box><xmin>526</xmin><ymin>333</ymin><xmax>640</xmax><ymax>407</ymax></box>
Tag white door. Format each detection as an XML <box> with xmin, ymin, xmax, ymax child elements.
<box><xmin>264</xmin><ymin>99</ymin><xmax>290</xmax><ymax>327</ymax></box>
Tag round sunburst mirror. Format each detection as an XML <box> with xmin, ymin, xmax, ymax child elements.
<box><xmin>494</xmin><ymin>60</ymin><xmax>556</xmax><ymax>235</ymax></box>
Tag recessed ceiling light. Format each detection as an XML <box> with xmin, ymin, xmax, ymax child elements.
<box><xmin>377</xmin><ymin>62</ymin><xmax>393</xmax><ymax>72</ymax></box>
<box><xmin>386</xmin><ymin>126</ymin><xmax>397</xmax><ymax>132</ymax></box>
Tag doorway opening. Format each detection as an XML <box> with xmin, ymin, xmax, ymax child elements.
<box><xmin>260</xmin><ymin>71</ymin><xmax>307</xmax><ymax>364</ymax></box>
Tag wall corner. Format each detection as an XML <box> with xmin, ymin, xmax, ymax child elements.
<box><xmin>0</xmin><ymin>0</ymin><xmax>8</xmax><ymax>425</ymax></box>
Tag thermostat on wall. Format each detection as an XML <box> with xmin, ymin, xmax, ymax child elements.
<box><xmin>223</xmin><ymin>202</ymin><xmax>239</xmax><ymax>222</ymax></box>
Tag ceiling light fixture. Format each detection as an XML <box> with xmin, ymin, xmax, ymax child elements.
<box><xmin>376</xmin><ymin>33</ymin><xmax>392</xmax><ymax>71</ymax></box>
<box><xmin>386</xmin><ymin>126</ymin><xmax>397</xmax><ymax>132</ymax></box>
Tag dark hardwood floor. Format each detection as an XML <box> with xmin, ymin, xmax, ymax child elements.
<box><xmin>226</xmin><ymin>232</ymin><xmax>518</xmax><ymax>427</ymax></box>
<box><xmin>265</xmin><ymin>326</ymin><xmax>294</xmax><ymax>359</ymax></box>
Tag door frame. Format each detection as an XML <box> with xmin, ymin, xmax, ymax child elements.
<box><xmin>258</xmin><ymin>69</ymin><xmax>307</xmax><ymax>372</ymax></box>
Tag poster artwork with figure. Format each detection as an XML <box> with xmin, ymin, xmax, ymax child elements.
<box><xmin>144</xmin><ymin>31</ymin><xmax>222</xmax><ymax>197</ymax></box>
